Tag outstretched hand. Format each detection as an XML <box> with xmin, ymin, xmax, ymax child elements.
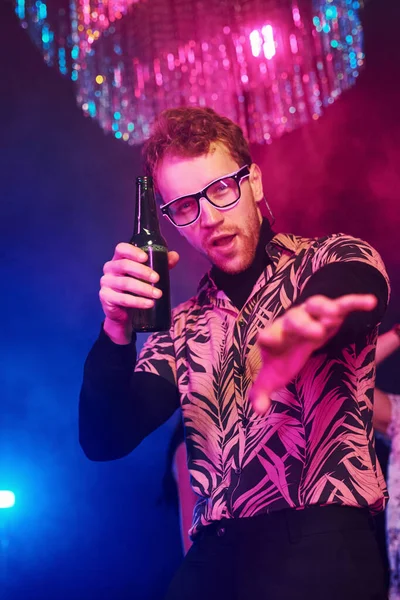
<box><xmin>249</xmin><ymin>294</ymin><xmax>377</xmax><ymax>414</ymax></box>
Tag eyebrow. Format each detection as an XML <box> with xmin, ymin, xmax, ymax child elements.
<box><xmin>163</xmin><ymin>167</ymin><xmax>244</xmax><ymax>206</ymax></box>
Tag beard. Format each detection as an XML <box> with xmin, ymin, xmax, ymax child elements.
<box><xmin>204</xmin><ymin>209</ymin><xmax>262</xmax><ymax>274</ymax></box>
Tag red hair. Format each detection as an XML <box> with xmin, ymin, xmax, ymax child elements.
<box><xmin>142</xmin><ymin>107</ymin><xmax>252</xmax><ymax>183</ymax></box>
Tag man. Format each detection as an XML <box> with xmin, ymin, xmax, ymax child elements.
<box><xmin>79</xmin><ymin>107</ymin><xmax>390</xmax><ymax>599</ymax></box>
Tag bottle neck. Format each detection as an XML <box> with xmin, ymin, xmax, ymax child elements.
<box><xmin>133</xmin><ymin>177</ymin><xmax>161</xmax><ymax>236</ymax></box>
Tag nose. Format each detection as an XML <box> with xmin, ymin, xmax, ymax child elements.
<box><xmin>199</xmin><ymin>197</ymin><xmax>224</xmax><ymax>228</ymax></box>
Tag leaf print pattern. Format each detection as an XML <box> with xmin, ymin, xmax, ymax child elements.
<box><xmin>135</xmin><ymin>233</ymin><xmax>390</xmax><ymax>537</ymax></box>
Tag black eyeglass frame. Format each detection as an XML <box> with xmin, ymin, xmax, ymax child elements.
<box><xmin>159</xmin><ymin>165</ymin><xmax>251</xmax><ymax>228</ymax></box>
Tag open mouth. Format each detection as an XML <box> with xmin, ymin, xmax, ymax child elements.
<box><xmin>212</xmin><ymin>234</ymin><xmax>236</xmax><ymax>247</ymax></box>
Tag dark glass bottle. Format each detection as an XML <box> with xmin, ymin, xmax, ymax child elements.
<box><xmin>130</xmin><ymin>176</ymin><xmax>171</xmax><ymax>332</ymax></box>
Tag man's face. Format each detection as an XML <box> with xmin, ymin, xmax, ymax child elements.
<box><xmin>156</xmin><ymin>142</ymin><xmax>264</xmax><ymax>274</ymax></box>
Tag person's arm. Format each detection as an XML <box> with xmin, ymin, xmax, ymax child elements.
<box><xmin>373</xmin><ymin>388</ymin><xmax>392</xmax><ymax>435</ymax></box>
<box><xmin>251</xmin><ymin>236</ymin><xmax>390</xmax><ymax>412</ymax></box>
<box><xmin>376</xmin><ymin>325</ymin><xmax>400</xmax><ymax>366</ymax></box>
<box><xmin>294</xmin><ymin>262</ymin><xmax>388</xmax><ymax>344</ymax></box>
<box><xmin>251</xmin><ymin>293</ymin><xmax>379</xmax><ymax>412</ymax></box>
<box><xmin>79</xmin><ymin>242</ymin><xmax>181</xmax><ymax>461</ymax></box>
<box><xmin>79</xmin><ymin>327</ymin><xmax>180</xmax><ymax>461</ymax></box>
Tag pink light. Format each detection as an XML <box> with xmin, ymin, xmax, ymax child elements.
<box><xmin>292</xmin><ymin>7</ymin><xmax>301</xmax><ymax>23</ymax></box>
<box><xmin>262</xmin><ymin>25</ymin><xmax>276</xmax><ymax>60</ymax></box>
<box><xmin>250</xmin><ymin>30</ymin><xmax>263</xmax><ymax>57</ymax></box>
<box><xmin>167</xmin><ymin>53</ymin><xmax>175</xmax><ymax>71</ymax></box>
<box><xmin>290</xmin><ymin>34</ymin><xmax>298</xmax><ymax>54</ymax></box>
<box><xmin>114</xmin><ymin>67</ymin><xmax>121</xmax><ymax>87</ymax></box>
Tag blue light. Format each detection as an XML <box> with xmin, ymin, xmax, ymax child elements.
<box><xmin>71</xmin><ymin>70</ymin><xmax>78</xmax><ymax>81</ymax></box>
<box><xmin>112</xmin><ymin>123</ymin><xmax>119</xmax><ymax>131</ymax></box>
<box><xmin>42</xmin><ymin>25</ymin><xmax>50</xmax><ymax>44</ymax></box>
<box><xmin>313</xmin><ymin>16</ymin><xmax>320</xmax><ymax>27</ymax></box>
<box><xmin>71</xmin><ymin>45</ymin><xmax>79</xmax><ymax>60</ymax></box>
<box><xmin>331</xmin><ymin>40</ymin><xmax>339</xmax><ymax>48</ymax></box>
<box><xmin>16</xmin><ymin>0</ymin><xmax>25</xmax><ymax>19</ymax></box>
<box><xmin>113</xmin><ymin>111</ymin><xmax>121</xmax><ymax>120</ymax></box>
<box><xmin>353</xmin><ymin>1</ymin><xmax>360</xmax><ymax>8</ymax></box>
<box><xmin>322</xmin><ymin>24</ymin><xmax>331</xmax><ymax>33</ymax></box>
<box><xmin>115</xmin><ymin>131</ymin><xmax>122</xmax><ymax>139</ymax></box>
<box><xmin>0</xmin><ymin>491</ymin><xmax>15</xmax><ymax>509</ymax></box>
<box><xmin>127</xmin><ymin>123</ymin><xmax>135</xmax><ymax>132</ymax></box>
<box><xmin>346</xmin><ymin>35</ymin><xmax>353</xmax><ymax>44</ymax></box>
<box><xmin>88</xmin><ymin>102</ymin><xmax>96</xmax><ymax>117</ymax></box>
<box><xmin>326</xmin><ymin>6</ymin><xmax>338</xmax><ymax>20</ymax></box>
<box><xmin>38</xmin><ymin>2</ymin><xmax>47</xmax><ymax>20</ymax></box>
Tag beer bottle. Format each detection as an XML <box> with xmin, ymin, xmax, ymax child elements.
<box><xmin>130</xmin><ymin>176</ymin><xmax>171</xmax><ymax>332</ymax></box>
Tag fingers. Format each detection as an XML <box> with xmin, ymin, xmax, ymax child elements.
<box><xmin>104</xmin><ymin>256</ymin><xmax>159</xmax><ymax>283</ymax></box>
<box><xmin>107</xmin><ymin>244</ymin><xmax>179</xmax><ymax>279</ymax></box>
<box><xmin>282</xmin><ymin>306</ymin><xmax>326</xmax><ymax>340</ymax></box>
<box><xmin>101</xmin><ymin>273</ymin><xmax>162</xmax><ymax>301</ymax></box>
<box><xmin>334</xmin><ymin>293</ymin><xmax>377</xmax><ymax>313</ymax></box>
<box><xmin>257</xmin><ymin>306</ymin><xmax>325</xmax><ymax>351</ymax></box>
<box><xmin>100</xmin><ymin>286</ymin><xmax>154</xmax><ymax>311</ymax></box>
<box><xmin>305</xmin><ymin>294</ymin><xmax>377</xmax><ymax>319</ymax></box>
<box><xmin>112</xmin><ymin>242</ymin><xmax>149</xmax><ymax>263</ymax></box>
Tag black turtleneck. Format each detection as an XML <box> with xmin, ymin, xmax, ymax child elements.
<box><xmin>211</xmin><ymin>219</ymin><xmax>274</xmax><ymax>311</ymax></box>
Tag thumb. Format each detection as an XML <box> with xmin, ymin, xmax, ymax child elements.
<box><xmin>249</xmin><ymin>377</ymin><xmax>272</xmax><ymax>414</ymax></box>
<box><xmin>168</xmin><ymin>251</ymin><xmax>180</xmax><ymax>270</ymax></box>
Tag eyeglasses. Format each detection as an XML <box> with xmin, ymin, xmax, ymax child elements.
<box><xmin>160</xmin><ymin>165</ymin><xmax>251</xmax><ymax>228</ymax></box>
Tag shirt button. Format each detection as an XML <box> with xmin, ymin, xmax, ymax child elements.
<box><xmin>238</xmin><ymin>319</ymin><xmax>246</xmax><ymax>328</ymax></box>
<box><xmin>242</xmin><ymin>417</ymin><xmax>249</xmax><ymax>428</ymax></box>
<box><xmin>217</xmin><ymin>527</ymin><xmax>226</xmax><ymax>537</ymax></box>
<box><xmin>237</xmin><ymin>366</ymin><xmax>245</xmax><ymax>376</ymax></box>
<box><xmin>234</xmin><ymin>468</ymin><xmax>242</xmax><ymax>476</ymax></box>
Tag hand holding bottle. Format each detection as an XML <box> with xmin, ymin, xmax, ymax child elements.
<box><xmin>100</xmin><ymin>243</ymin><xmax>179</xmax><ymax>344</ymax></box>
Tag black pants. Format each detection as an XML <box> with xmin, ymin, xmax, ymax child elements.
<box><xmin>165</xmin><ymin>505</ymin><xmax>387</xmax><ymax>600</ymax></box>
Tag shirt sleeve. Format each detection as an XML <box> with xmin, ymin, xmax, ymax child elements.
<box><xmin>134</xmin><ymin>328</ymin><xmax>178</xmax><ymax>385</ymax></box>
<box><xmin>79</xmin><ymin>325</ymin><xmax>180</xmax><ymax>461</ymax></box>
<box><xmin>295</xmin><ymin>235</ymin><xmax>390</xmax><ymax>343</ymax></box>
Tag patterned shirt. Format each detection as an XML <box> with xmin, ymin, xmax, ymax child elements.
<box><xmin>134</xmin><ymin>233</ymin><xmax>389</xmax><ymax>537</ymax></box>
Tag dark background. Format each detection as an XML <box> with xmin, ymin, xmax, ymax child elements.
<box><xmin>1</xmin><ymin>0</ymin><xmax>399</xmax><ymax>598</ymax></box>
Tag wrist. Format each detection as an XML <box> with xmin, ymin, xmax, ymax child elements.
<box><xmin>104</xmin><ymin>317</ymin><xmax>133</xmax><ymax>345</ymax></box>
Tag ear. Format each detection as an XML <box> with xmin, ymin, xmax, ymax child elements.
<box><xmin>249</xmin><ymin>163</ymin><xmax>264</xmax><ymax>204</ymax></box>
